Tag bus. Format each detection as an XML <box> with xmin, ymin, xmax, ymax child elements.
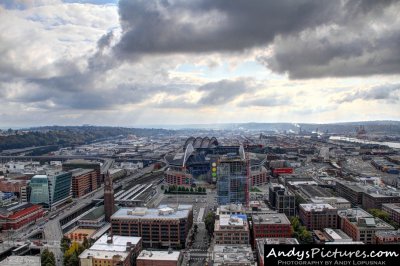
<box><xmin>49</xmin><ymin>214</ymin><xmax>58</xmax><ymax>220</ymax></box>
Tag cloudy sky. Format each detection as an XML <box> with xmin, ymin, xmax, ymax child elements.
<box><xmin>0</xmin><ymin>0</ymin><xmax>399</xmax><ymax>127</ymax></box>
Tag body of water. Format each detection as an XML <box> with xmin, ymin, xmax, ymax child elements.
<box><xmin>329</xmin><ymin>136</ymin><xmax>400</xmax><ymax>149</ymax></box>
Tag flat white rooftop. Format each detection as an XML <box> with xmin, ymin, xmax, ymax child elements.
<box><xmin>300</xmin><ymin>203</ymin><xmax>337</xmax><ymax>212</ymax></box>
<box><xmin>137</xmin><ymin>250</ymin><xmax>181</xmax><ymax>261</ymax></box>
<box><xmin>111</xmin><ymin>205</ymin><xmax>191</xmax><ymax>220</ymax></box>
<box><xmin>90</xmin><ymin>235</ymin><xmax>141</xmax><ymax>252</ymax></box>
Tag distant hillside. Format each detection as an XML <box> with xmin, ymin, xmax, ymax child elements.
<box><xmin>0</xmin><ymin>126</ymin><xmax>174</xmax><ymax>152</ymax></box>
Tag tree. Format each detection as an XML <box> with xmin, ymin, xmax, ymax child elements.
<box><xmin>190</xmin><ymin>187</ymin><xmax>194</xmax><ymax>192</ymax></box>
<box><xmin>82</xmin><ymin>237</ymin><xmax>90</xmax><ymax>249</ymax></box>
<box><xmin>63</xmin><ymin>242</ymin><xmax>85</xmax><ymax>266</ymax></box>
<box><xmin>204</xmin><ymin>212</ymin><xmax>216</xmax><ymax>236</ymax></box>
<box><xmin>161</xmin><ymin>185</ymin><xmax>164</xmax><ymax>190</ymax></box>
<box><xmin>41</xmin><ymin>249</ymin><xmax>56</xmax><ymax>266</ymax></box>
<box><xmin>61</xmin><ymin>236</ymin><xmax>71</xmax><ymax>253</ymax></box>
<box><xmin>193</xmin><ymin>224</ymin><xmax>198</xmax><ymax>233</ymax></box>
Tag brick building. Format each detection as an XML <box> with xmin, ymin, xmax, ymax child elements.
<box><xmin>299</xmin><ymin>204</ymin><xmax>338</xmax><ymax>230</ymax></box>
<box><xmin>71</xmin><ymin>168</ymin><xmax>98</xmax><ymax>198</ymax></box>
<box><xmin>374</xmin><ymin>230</ymin><xmax>400</xmax><ymax>244</ymax></box>
<box><xmin>252</xmin><ymin>213</ymin><xmax>292</xmax><ymax>245</ymax></box>
<box><xmin>382</xmin><ymin>203</ymin><xmax>400</xmax><ymax>226</ymax></box>
<box><xmin>111</xmin><ymin>205</ymin><xmax>193</xmax><ymax>248</ymax></box>
<box><xmin>214</xmin><ymin>214</ymin><xmax>249</xmax><ymax>245</ymax></box>
<box><xmin>164</xmin><ymin>170</ymin><xmax>193</xmax><ymax>187</ymax></box>
<box><xmin>338</xmin><ymin>208</ymin><xmax>394</xmax><ymax>244</ymax></box>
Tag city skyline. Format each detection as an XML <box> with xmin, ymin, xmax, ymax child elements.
<box><xmin>0</xmin><ymin>0</ymin><xmax>399</xmax><ymax>127</ymax></box>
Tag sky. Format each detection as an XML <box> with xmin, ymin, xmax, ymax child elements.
<box><xmin>0</xmin><ymin>0</ymin><xmax>399</xmax><ymax>127</ymax></box>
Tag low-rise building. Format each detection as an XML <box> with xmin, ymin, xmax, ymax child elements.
<box><xmin>136</xmin><ymin>250</ymin><xmax>182</xmax><ymax>266</ymax></box>
<box><xmin>0</xmin><ymin>203</ymin><xmax>44</xmax><ymax>230</ymax></box>
<box><xmin>65</xmin><ymin>228</ymin><xmax>97</xmax><ymax>243</ymax></box>
<box><xmin>374</xmin><ymin>230</ymin><xmax>400</xmax><ymax>244</ymax></box>
<box><xmin>111</xmin><ymin>205</ymin><xmax>193</xmax><ymax>248</ymax></box>
<box><xmin>310</xmin><ymin>197</ymin><xmax>351</xmax><ymax>209</ymax></box>
<box><xmin>212</xmin><ymin>245</ymin><xmax>256</xmax><ymax>266</ymax></box>
<box><xmin>338</xmin><ymin>208</ymin><xmax>394</xmax><ymax>244</ymax></box>
<box><xmin>382</xmin><ymin>203</ymin><xmax>400</xmax><ymax>226</ymax></box>
<box><xmin>214</xmin><ymin>214</ymin><xmax>249</xmax><ymax>245</ymax></box>
<box><xmin>79</xmin><ymin>235</ymin><xmax>142</xmax><ymax>266</ymax></box>
<box><xmin>0</xmin><ymin>256</ymin><xmax>40</xmax><ymax>266</ymax></box>
<box><xmin>256</xmin><ymin>238</ymin><xmax>299</xmax><ymax>266</ymax></box>
<box><xmin>252</xmin><ymin>213</ymin><xmax>292</xmax><ymax>245</ymax></box>
<box><xmin>299</xmin><ymin>204</ymin><xmax>338</xmax><ymax>230</ymax></box>
<box><xmin>313</xmin><ymin>228</ymin><xmax>353</xmax><ymax>244</ymax></box>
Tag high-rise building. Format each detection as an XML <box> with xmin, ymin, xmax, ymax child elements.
<box><xmin>29</xmin><ymin>172</ymin><xmax>72</xmax><ymax>209</ymax></box>
<box><xmin>104</xmin><ymin>171</ymin><xmax>115</xmax><ymax>223</ymax></box>
<box><xmin>217</xmin><ymin>155</ymin><xmax>247</xmax><ymax>205</ymax></box>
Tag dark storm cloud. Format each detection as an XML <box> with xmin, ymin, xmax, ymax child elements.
<box><xmin>197</xmin><ymin>79</ymin><xmax>251</xmax><ymax>105</ymax></box>
<box><xmin>115</xmin><ymin>0</ymin><xmax>339</xmax><ymax>55</ymax></box>
<box><xmin>337</xmin><ymin>84</ymin><xmax>400</xmax><ymax>103</ymax></box>
<box><xmin>114</xmin><ymin>0</ymin><xmax>400</xmax><ymax>78</ymax></box>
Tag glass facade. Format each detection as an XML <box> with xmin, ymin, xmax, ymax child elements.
<box><xmin>217</xmin><ymin>160</ymin><xmax>247</xmax><ymax>205</ymax></box>
<box><xmin>29</xmin><ymin>172</ymin><xmax>72</xmax><ymax>209</ymax></box>
<box><xmin>29</xmin><ymin>175</ymin><xmax>51</xmax><ymax>208</ymax></box>
<box><xmin>50</xmin><ymin>172</ymin><xmax>72</xmax><ymax>206</ymax></box>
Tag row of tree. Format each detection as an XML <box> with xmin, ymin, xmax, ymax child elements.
<box><xmin>165</xmin><ymin>185</ymin><xmax>206</xmax><ymax>194</ymax></box>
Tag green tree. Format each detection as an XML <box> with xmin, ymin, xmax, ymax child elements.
<box><xmin>204</xmin><ymin>212</ymin><xmax>216</xmax><ymax>236</ymax></box>
<box><xmin>82</xmin><ymin>237</ymin><xmax>90</xmax><ymax>249</ymax></box>
<box><xmin>60</xmin><ymin>236</ymin><xmax>71</xmax><ymax>253</ymax></box>
<box><xmin>41</xmin><ymin>249</ymin><xmax>56</xmax><ymax>266</ymax></box>
<box><xmin>190</xmin><ymin>187</ymin><xmax>194</xmax><ymax>192</ymax></box>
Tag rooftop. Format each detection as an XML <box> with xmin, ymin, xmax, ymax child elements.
<box><xmin>382</xmin><ymin>203</ymin><xmax>400</xmax><ymax>213</ymax></box>
<box><xmin>136</xmin><ymin>250</ymin><xmax>181</xmax><ymax>261</ymax></box>
<box><xmin>218</xmin><ymin>214</ymin><xmax>248</xmax><ymax>228</ymax></box>
<box><xmin>300</xmin><ymin>203</ymin><xmax>337</xmax><ymax>212</ymax></box>
<box><xmin>91</xmin><ymin>235</ymin><xmax>141</xmax><ymax>252</ymax></box>
<box><xmin>111</xmin><ymin>205</ymin><xmax>191</xmax><ymax>220</ymax></box>
<box><xmin>338</xmin><ymin>208</ymin><xmax>394</xmax><ymax>230</ymax></box>
<box><xmin>252</xmin><ymin>213</ymin><xmax>290</xmax><ymax>225</ymax></box>
<box><xmin>0</xmin><ymin>256</ymin><xmax>40</xmax><ymax>266</ymax></box>
<box><xmin>213</xmin><ymin>245</ymin><xmax>255</xmax><ymax>265</ymax></box>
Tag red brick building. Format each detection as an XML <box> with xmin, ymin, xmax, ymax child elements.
<box><xmin>71</xmin><ymin>168</ymin><xmax>98</xmax><ymax>198</ymax></box>
<box><xmin>374</xmin><ymin>230</ymin><xmax>400</xmax><ymax>244</ymax></box>
<box><xmin>164</xmin><ymin>170</ymin><xmax>193</xmax><ymax>186</ymax></box>
<box><xmin>0</xmin><ymin>204</ymin><xmax>44</xmax><ymax>230</ymax></box>
<box><xmin>299</xmin><ymin>204</ymin><xmax>338</xmax><ymax>230</ymax></box>
<box><xmin>252</xmin><ymin>214</ymin><xmax>292</xmax><ymax>246</ymax></box>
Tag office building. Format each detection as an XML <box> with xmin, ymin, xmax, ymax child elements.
<box><xmin>136</xmin><ymin>250</ymin><xmax>182</xmax><ymax>266</ymax></box>
<box><xmin>252</xmin><ymin>213</ymin><xmax>292</xmax><ymax>245</ymax></box>
<box><xmin>269</xmin><ymin>183</ymin><xmax>296</xmax><ymax>216</ymax></box>
<box><xmin>111</xmin><ymin>205</ymin><xmax>193</xmax><ymax>248</ymax></box>
<box><xmin>214</xmin><ymin>214</ymin><xmax>250</xmax><ymax>245</ymax></box>
<box><xmin>71</xmin><ymin>168</ymin><xmax>98</xmax><ymax>198</ymax></box>
<box><xmin>29</xmin><ymin>172</ymin><xmax>72</xmax><ymax>209</ymax></box>
<box><xmin>79</xmin><ymin>235</ymin><xmax>142</xmax><ymax>266</ymax></box>
<box><xmin>299</xmin><ymin>204</ymin><xmax>338</xmax><ymax>230</ymax></box>
<box><xmin>62</xmin><ymin>159</ymin><xmax>101</xmax><ymax>187</ymax></box>
<box><xmin>336</xmin><ymin>181</ymin><xmax>364</xmax><ymax>206</ymax></box>
<box><xmin>338</xmin><ymin>208</ymin><xmax>394</xmax><ymax>244</ymax></box>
